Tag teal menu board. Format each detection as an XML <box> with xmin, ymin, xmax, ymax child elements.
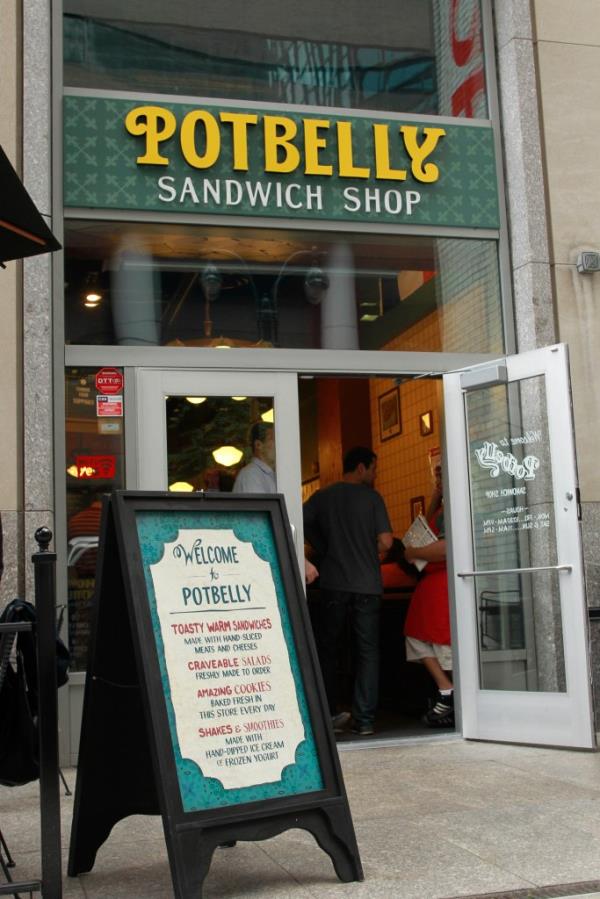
<box><xmin>135</xmin><ymin>509</ymin><xmax>323</xmax><ymax>812</ymax></box>
<box><xmin>69</xmin><ymin>492</ymin><xmax>362</xmax><ymax>896</ymax></box>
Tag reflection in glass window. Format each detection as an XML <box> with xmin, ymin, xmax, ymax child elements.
<box><xmin>465</xmin><ymin>378</ymin><xmax>565</xmax><ymax>693</ymax></box>
<box><xmin>65</xmin><ymin>367</ymin><xmax>125</xmax><ymax>670</ymax></box>
<box><xmin>64</xmin><ymin>221</ymin><xmax>503</xmax><ymax>355</ymax></box>
<box><xmin>166</xmin><ymin>395</ymin><xmax>275</xmax><ymax>494</ymax></box>
<box><xmin>63</xmin><ymin>0</ymin><xmax>487</xmax><ymax>118</ymax></box>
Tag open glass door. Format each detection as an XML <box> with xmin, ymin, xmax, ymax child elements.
<box><xmin>444</xmin><ymin>344</ymin><xmax>595</xmax><ymax>748</ymax></box>
<box><xmin>133</xmin><ymin>369</ymin><xmax>303</xmax><ymax>567</ymax></box>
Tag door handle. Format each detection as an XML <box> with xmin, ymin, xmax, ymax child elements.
<box><xmin>457</xmin><ymin>564</ymin><xmax>572</xmax><ymax>577</ymax></box>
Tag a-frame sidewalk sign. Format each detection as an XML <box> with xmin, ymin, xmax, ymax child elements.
<box><xmin>68</xmin><ymin>490</ymin><xmax>363</xmax><ymax>898</ymax></box>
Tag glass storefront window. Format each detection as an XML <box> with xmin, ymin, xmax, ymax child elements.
<box><xmin>66</xmin><ymin>367</ymin><xmax>125</xmax><ymax>670</ymax></box>
<box><xmin>63</xmin><ymin>0</ymin><xmax>487</xmax><ymax>118</ymax></box>
<box><xmin>64</xmin><ymin>221</ymin><xmax>503</xmax><ymax>355</ymax></box>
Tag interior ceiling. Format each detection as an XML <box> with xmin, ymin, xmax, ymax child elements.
<box><xmin>64</xmin><ymin>221</ymin><xmax>436</xmax><ymax>271</ymax></box>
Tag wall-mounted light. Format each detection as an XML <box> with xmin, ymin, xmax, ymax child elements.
<box><xmin>169</xmin><ymin>481</ymin><xmax>194</xmax><ymax>492</ymax></box>
<box><xmin>186</xmin><ymin>396</ymin><xmax>207</xmax><ymax>405</ymax></box>
<box><xmin>261</xmin><ymin>408</ymin><xmax>274</xmax><ymax>423</ymax></box>
<box><xmin>273</xmin><ymin>248</ymin><xmax>329</xmax><ymax>312</ymax></box>
<box><xmin>212</xmin><ymin>445</ymin><xmax>243</xmax><ymax>467</ymax></box>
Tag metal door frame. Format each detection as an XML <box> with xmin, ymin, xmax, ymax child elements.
<box><xmin>131</xmin><ymin>367</ymin><xmax>304</xmax><ymax>570</ymax></box>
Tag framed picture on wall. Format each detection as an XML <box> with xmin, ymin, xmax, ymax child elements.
<box><xmin>410</xmin><ymin>496</ymin><xmax>425</xmax><ymax>521</ymax></box>
<box><xmin>420</xmin><ymin>410</ymin><xmax>434</xmax><ymax>436</ymax></box>
<box><xmin>378</xmin><ymin>387</ymin><xmax>401</xmax><ymax>441</ymax></box>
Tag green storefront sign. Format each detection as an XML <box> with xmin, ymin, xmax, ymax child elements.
<box><xmin>64</xmin><ymin>94</ymin><xmax>500</xmax><ymax>229</ymax></box>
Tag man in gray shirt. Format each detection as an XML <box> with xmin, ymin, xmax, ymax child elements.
<box><xmin>303</xmin><ymin>447</ymin><xmax>393</xmax><ymax>736</ymax></box>
<box><xmin>232</xmin><ymin>422</ymin><xmax>276</xmax><ymax>494</ymax></box>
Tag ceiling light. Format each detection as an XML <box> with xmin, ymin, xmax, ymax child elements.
<box><xmin>231</xmin><ymin>396</ymin><xmax>247</xmax><ymax>401</ymax></box>
<box><xmin>83</xmin><ymin>272</ymin><xmax>103</xmax><ymax>307</ymax></box>
<box><xmin>200</xmin><ymin>263</ymin><xmax>222</xmax><ymax>302</ymax></box>
<box><xmin>360</xmin><ymin>313</ymin><xmax>379</xmax><ymax>322</ymax></box>
<box><xmin>168</xmin><ymin>481</ymin><xmax>194</xmax><ymax>492</ymax></box>
<box><xmin>212</xmin><ymin>445</ymin><xmax>244</xmax><ymax>467</ymax></box>
<box><xmin>186</xmin><ymin>396</ymin><xmax>207</xmax><ymax>405</ymax></box>
<box><xmin>208</xmin><ymin>335</ymin><xmax>234</xmax><ymax>349</ymax></box>
<box><xmin>261</xmin><ymin>408</ymin><xmax>274</xmax><ymax>423</ymax></box>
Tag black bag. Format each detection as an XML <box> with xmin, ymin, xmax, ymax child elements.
<box><xmin>0</xmin><ymin>598</ymin><xmax>70</xmax><ymax>786</ymax></box>
<box><xmin>0</xmin><ymin>650</ymin><xmax>39</xmax><ymax>786</ymax></box>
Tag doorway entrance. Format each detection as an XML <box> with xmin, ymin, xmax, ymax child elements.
<box><xmin>298</xmin><ymin>373</ymin><xmax>449</xmax><ymax>742</ymax></box>
<box><xmin>133</xmin><ymin>366</ymin><xmax>454</xmax><ymax>743</ymax></box>
<box><xmin>128</xmin><ymin>344</ymin><xmax>594</xmax><ymax>750</ymax></box>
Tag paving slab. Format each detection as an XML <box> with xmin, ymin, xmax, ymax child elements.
<box><xmin>2</xmin><ymin>739</ymin><xmax>600</xmax><ymax>898</ymax></box>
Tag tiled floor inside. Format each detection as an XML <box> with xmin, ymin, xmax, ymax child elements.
<box><xmin>4</xmin><ymin>737</ymin><xmax>600</xmax><ymax>898</ymax></box>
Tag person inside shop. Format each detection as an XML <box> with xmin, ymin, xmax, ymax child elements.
<box><xmin>232</xmin><ymin>421</ymin><xmax>276</xmax><ymax>494</ymax></box>
<box><xmin>231</xmin><ymin>421</ymin><xmax>317</xmax><ymax>586</ymax></box>
<box><xmin>304</xmin><ymin>557</ymin><xmax>318</xmax><ymax>584</ymax></box>
<box><xmin>403</xmin><ymin>460</ymin><xmax>454</xmax><ymax>727</ymax></box>
<box><xmin>303</xmin><ymin>446</ymin><xmax>393</xmax><ymax>737</ymax></box>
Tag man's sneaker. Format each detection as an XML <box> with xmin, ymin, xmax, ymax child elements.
<box><xmin>351</xmin><ymin>722</ymin><xmax>375</xmax><ymax>736</ymax></box>
<box><xmin>423</xmin><ymin>691</ymin><xmax>454</xmax><ymax>728</ymax></box>
<box><xmin>331</xmin><ymin>711</ymin><xmax>351</xmax><ymax>733</ymax></box>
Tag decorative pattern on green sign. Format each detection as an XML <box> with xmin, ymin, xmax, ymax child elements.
<box><xmin>64</xmin><ymin>94</ymin><xmax>500</xmax><ymax>229</ymax></box>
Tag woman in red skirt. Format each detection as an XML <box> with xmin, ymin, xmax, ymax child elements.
<box><xmin>403</xmin><ymin>466</ymin><xmax>453</xmax><ymax>727</ymax></box>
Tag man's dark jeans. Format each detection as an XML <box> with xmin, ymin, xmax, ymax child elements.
<box><xmin>318</xmin><ymin>590</ymin><xmax>381</xmax><ymax>727</ymax></box>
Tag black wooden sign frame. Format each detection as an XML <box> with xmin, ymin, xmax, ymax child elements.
<box><xmin>68</xmin><ymin>491</ymin><xmax>362</xmax><ymax>898</ymax></box>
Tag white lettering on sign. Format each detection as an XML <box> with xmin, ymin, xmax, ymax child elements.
<box><xmin>157</xmin><ymin>175</ymin><xmax>325</xmax><ymax>212</ymax></box>
<box><xmin>474</xmin><ymin>441</ymin><xmax>540</xmax><ymax>481</ymax></box>
<box><xmin>342</xmin><ymin>186</ymin><xmax>421</xmax><ymax>214</ymax></box>
<box><xmin>156</xmin><ymin>175</ymin><xmax>422</xmax><ymax>218</ymax></box>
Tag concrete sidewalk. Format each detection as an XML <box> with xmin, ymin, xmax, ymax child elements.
<box><xmin>4</xmin><ymin>736</ymin><xmax>600</xmax><ymax>898</ymax></box>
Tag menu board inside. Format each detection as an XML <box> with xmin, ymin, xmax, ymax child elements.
<box><xmin>135</xmin><ymin>508</ymin><xmax>323</xmax><ymax>811</ymax></box>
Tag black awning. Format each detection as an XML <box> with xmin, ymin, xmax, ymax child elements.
<box><xmin>0</xmin><ymin>144</ymin><xmax>61</xmax><ymax>265</ymax></box>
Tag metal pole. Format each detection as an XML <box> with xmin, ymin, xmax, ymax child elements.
<box><xmin>33</xmin><ymin>527</ymin><xmax>62</xmax><ymax>899</ymax></box>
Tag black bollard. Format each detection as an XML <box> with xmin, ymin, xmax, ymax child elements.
<box><xmin>33</xmin><ymin>527</ymin><xmax>62</xmax><ymax>899</ymax></box>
